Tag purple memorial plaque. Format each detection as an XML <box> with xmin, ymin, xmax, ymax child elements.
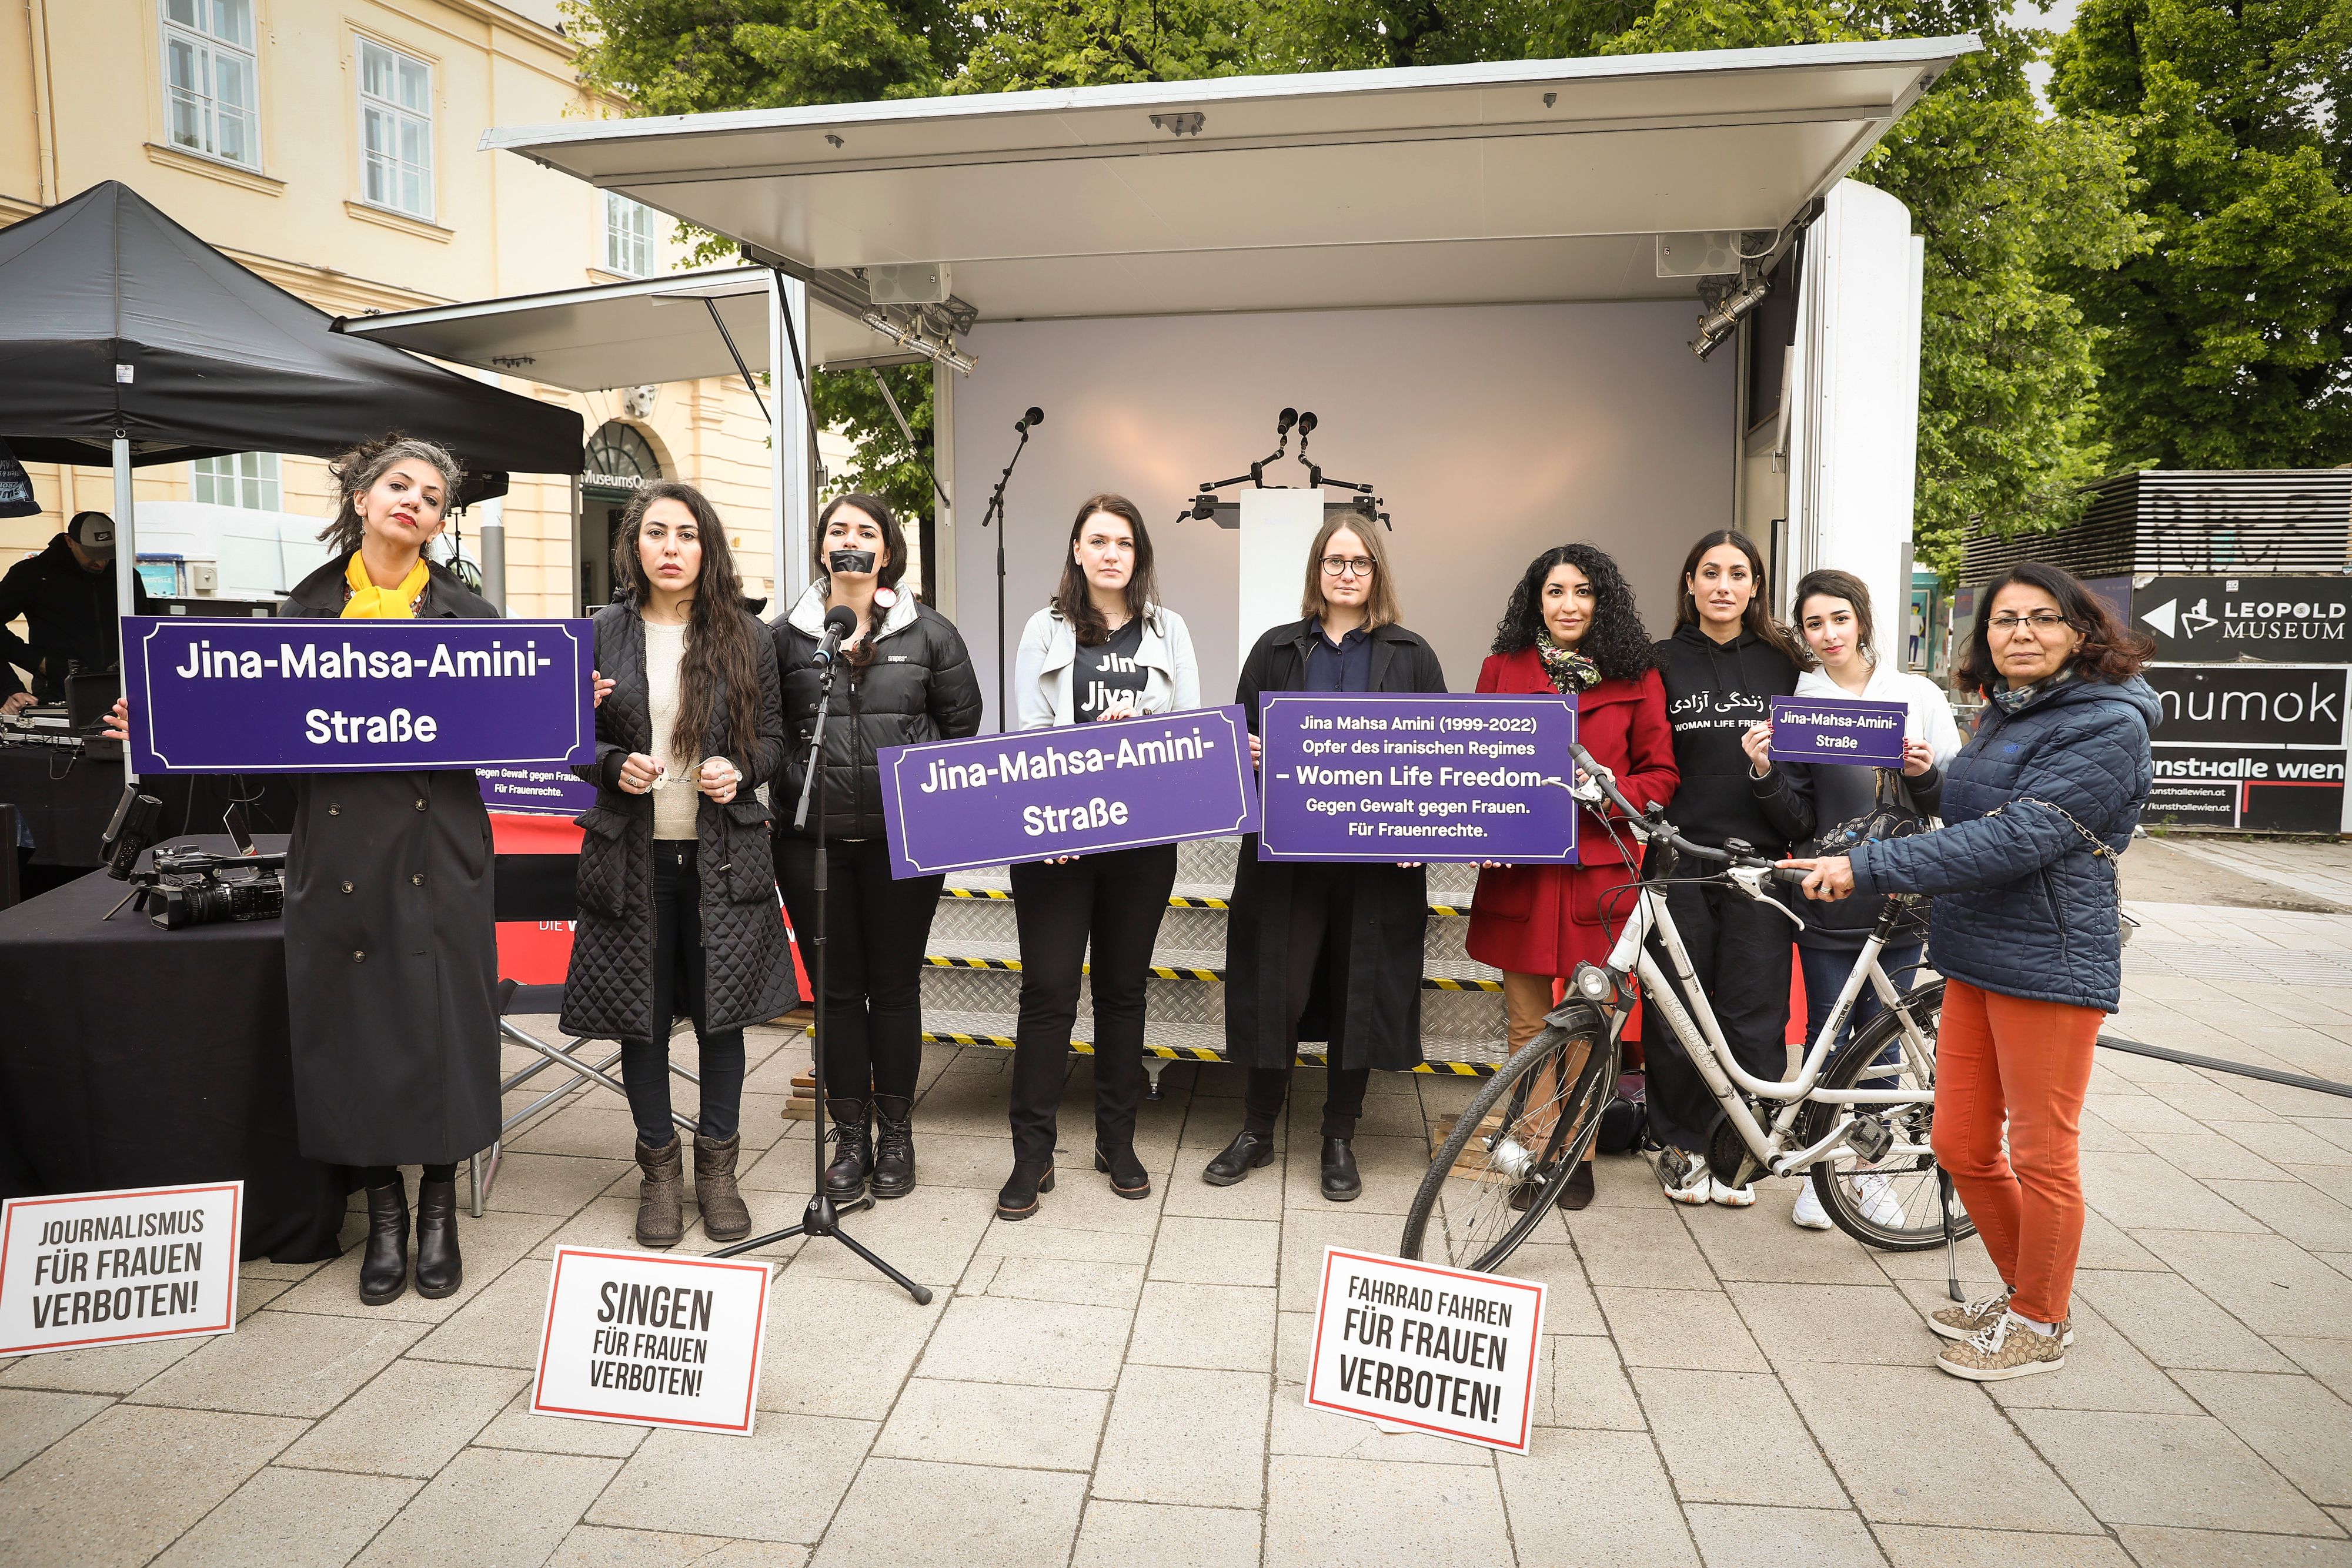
<box><xmin>1768</xmin><ymin>695</ymin><xmax>1908</xmax><ymax>767</ymax></box>
<box><xmin>121</xmin><ymin>615</ymin><xmax>594</xmax><ymax>774</ymax></box>
<box><xmin>478</xmin><ymin>764</ymin><xmax>600</xmax><ymax>815</ymax></box>
<box><xmin>1258</xmin><ymin>693</ymin><xmax>1578</xmax><ymax>863</ymax></box>
<box><xmin>878</xmin><ymin>704</ymin><xmax>1260</xmax><ymax>879</ymax></box>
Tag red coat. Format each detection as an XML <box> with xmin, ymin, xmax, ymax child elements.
<box><xmin>1466</xmin><ymin>653</ymin><xmax>1678</xmax><ymax>978</ymax></box>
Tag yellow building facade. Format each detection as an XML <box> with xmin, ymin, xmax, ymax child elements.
<box><xmin>0</xmin><ymin>0</ymin><xmax>789</xmax><ymax>618</ymax></box>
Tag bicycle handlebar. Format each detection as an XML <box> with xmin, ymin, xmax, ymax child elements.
<box><xmin>1569</xmin><ymin>742</ymin><xmax>1818</xmax><ymax>888</ymax></box>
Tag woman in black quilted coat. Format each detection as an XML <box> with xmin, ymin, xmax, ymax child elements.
<box><xmin>771</xmin><ymin>494</ymin><xmax>983</xmax><ymax>1204</ymax></box>
<box><xmin>563</xmin><ymin>481</ymin><xmax>794</xmax><ymax>1249</ymax></box>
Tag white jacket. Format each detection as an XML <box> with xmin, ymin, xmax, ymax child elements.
<box><xmin>1793</xmin><ymin>660</ymin><xmax>1963</xmax><ymax>766</ymax></box>
<box><xmin>1014</xmin><ymin>603</ymin><xmax>1201</xmax><ymax>730</ymax></box>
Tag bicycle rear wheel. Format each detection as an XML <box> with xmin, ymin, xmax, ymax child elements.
<box><xmin>1399</xmin><ymin>1005</ymin><xmax>1615</xmax><ymax>1273</ymax></box>
<box><xmin>1798</xmin><ymin>979</ymin><xmax>1976</xmax><ymax>1252</ymax></box>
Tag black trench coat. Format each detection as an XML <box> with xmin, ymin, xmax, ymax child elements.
<box><xmin>276</xmin><ymin>553</ymin><xmax>500</xmax><ymax>1166</ymax></box>
<box><xmin>1224</xmin><ymin>619</ymin><xmax>1449</xmax><ymax>1073</ymax></box>
<box><xmin>560</xmin><ymin>604</ymin><xmax>799</xmax><ymax>1042</ymax></box>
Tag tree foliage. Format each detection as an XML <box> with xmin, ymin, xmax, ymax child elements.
<box><xmin>2050</xmin><ymin>0</ymin><xmax>2352</xmax><ymax>470</ymax></box>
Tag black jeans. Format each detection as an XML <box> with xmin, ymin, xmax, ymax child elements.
<box><xmin>1242</xmin><ymin>862</ymin><xmax>1371</xmax><ymax>1141</ymax></box>
<box><xmin>775</xmin><ymin>834</ymin><xmax>943</xmax><ymax>1105</ymax></box>
<box><xmin>622</xmin><ymin>841</ymin><xmax>747</xmax><ymax>1148</ymax></box>
<box><xmin>1800</xmin><ymin>940</ymin><xmax>1924</xmax><ymax>1092</ymax></box>
<box><xmin>1642</xmin><ymin>879</ymin><xmax>1793</xmax><ymax>1155</ymax></box>
<box><xmin>1007</xmin><ymin>844</ymin><xmax>1179</xmax><ymax>1165</ymax></box>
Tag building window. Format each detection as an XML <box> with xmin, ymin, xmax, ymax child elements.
<box><xmin>603</xmin><ymin>192</ymin><xmax>656</xmax><ymax>277</ymax></box>
<box><xmin>358</xmin><ymin>38</ymin><xmax>433</xmax><ymax>220</ymax></box>
<box><xmin>161</xmin><ymin>0</ymin><xmax>260</xmax><ymax>170</ymax></box>
<box><xmin>192</xmin><ymin>452</ymin><xmax>282</xmax><ymax>510</ymax></box>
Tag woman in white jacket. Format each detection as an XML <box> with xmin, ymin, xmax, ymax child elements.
<box><xmin>997</xmin><ymin>494</ymin><xmax>1200</xmax><ymax>1218</ymax></box>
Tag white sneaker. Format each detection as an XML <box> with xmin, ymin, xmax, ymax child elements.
<box><xmin>1854</xmin><ymin>1171</ymin><xmax>1906</xmax><ymax>1229</ymax></box>
<box><xmin>1710</xmin><ymin>1179</ymin><xmax>1756</xmax><ymax>1208</ymax></box>
<box><xmin>1792</xmin><ymin>1183</ymin><xmax>1832</xmax><ymax>1230</ymax></box>
<box><xmin>1656</xmin><ymin>1148</ymin><xmax>1713</xmax><ymax>1206</ymax></box>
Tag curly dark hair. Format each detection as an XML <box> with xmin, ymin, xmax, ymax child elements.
<box><xmin>1491</xmin><ymin>543</ymin><xmax>1656</xmax><ymax>681</ymax></box>
<box><xmin>319</xmin><ymin>433</ymin><xmax>465</xmax><ymax>556</ymax></box>
<box><xmin>1956</xmin><ymin>561</ymin><xmax>2153</xmax><ymax>693</ymax></box>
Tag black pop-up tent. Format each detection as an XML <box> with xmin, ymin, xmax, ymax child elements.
<box><xmin>0</xmin><ymin>180</ymin><xmax>583</xmax><ymax>505</ymax></box>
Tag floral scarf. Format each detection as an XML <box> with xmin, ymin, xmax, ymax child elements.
<box><xmin>1534</xmin><ymin>626</ymin><xmax>1602</xmax><ymax>695</ymax></box>
<box><xmin>1990</xmin><ymin>664</ymin><xmax>2076</xmax><ymax>714</ymax></box>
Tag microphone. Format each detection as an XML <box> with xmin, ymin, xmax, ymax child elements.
<box><xmin>1015</xmin><ymin>406</ymin><xmax>1045</xmax><ymax>434</ymax></box>
<box><xmin>810</xmin><ymin>603</ymin><xmax>859</xmax><ymax>667</ymax></box>
<box><xmin>1275</xmin><ymin>407</ymin><xmax>1298</xmax><ymax>436</ymax></box>
<box><xmin>1296</xmin><ymin>411</ymin><xmax>1318</xmax><ymax>436</ymax></box>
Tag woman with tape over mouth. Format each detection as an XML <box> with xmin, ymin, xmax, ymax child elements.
<box><xmin>563</xmin><ymin>480</ymin><xmax>796</xmax><ymax>1251</ymax></box>
<box><xmin>995</xmin><ymin>494</ymin><xmax>1200</xmax><ymax>1220</ymax></box>
<box><xmin>771</xmin><ymin>494</ymin><xmax>983</xmax><ymax>1206</ymax></box>
<box><xmin>104</xmin><ymin>435</ymin><xmax>499</xmax><ymax>1306</ymax></box>
<box><xmin>1204</xmin><ymin>513</ymin><xmax>1446</xmax><ymax>1203</ymax></box>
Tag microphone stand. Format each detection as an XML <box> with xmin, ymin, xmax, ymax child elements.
<box><xmin>709</xmin><ymin>643</ymin><xmax>933</xmax><ymax>1305</ymax></box>
<box><xmin>979</xmin><ymin>423</ymin><xmax>1034</xmax><ymax>733</ymax></box>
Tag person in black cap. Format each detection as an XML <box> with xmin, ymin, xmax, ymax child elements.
<box><xmin>0</xmin><ymin>510</ymin><xmax>155</xmax><ymax>714</ymax></box>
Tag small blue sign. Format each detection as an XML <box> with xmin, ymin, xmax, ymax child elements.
<box><xmin>879</xmin><ymin>705</ymin><xmax>1261</xmax><ymax>878</ymax></box>
<box><xmin>1768</xmin><ymin>694</ymin><xmax>1909</xmax><ymax>767</ymax></box>
<box><xmin>1258</xmin><ymin>693</ymin><xmax>1578</xmax><ymax>862</ymax></box>
<box><xmin>479</xmin><ymin>764</ymin><xmax>601</xmax><ymax>815</ymax></box>
<box><xmin>121</xmin><ymin>616</ymin><xmax>595</xmax><ymax>774</ymax></box>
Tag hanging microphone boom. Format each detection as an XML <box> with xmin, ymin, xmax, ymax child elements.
<box><xmin>810</xmin><ymin>603</ymin><xmax>859</xmax><ymax>667</ymax></box>
<box><xmin>1016</xmin><ymin>406</ymin><xmax>1045</xmax><ymax>433</ymax></box>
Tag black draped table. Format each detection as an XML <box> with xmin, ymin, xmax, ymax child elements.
<box><xmin>0</xmin><ymin>835</ymin><xmax>348</xmax><ymax>1262</ymax></box>
<box><xmin>0</xmin><ymin>745</ymin><xmax>297</xmax><ymax>867</ymax></box>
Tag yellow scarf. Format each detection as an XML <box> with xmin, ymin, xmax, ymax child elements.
<box><xmin>340</xmin><ymin>553</ymin><xmax>430</xmax><ymax>619</ymax></box>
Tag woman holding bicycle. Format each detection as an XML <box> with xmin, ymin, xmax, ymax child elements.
<box><xmin>1782</xmin><ymin>568</ymin><xmax>1960</xmax><ymax>1233</ymax></box>
<box><xmin>1788</xmin><ymin>562</ymin><xmax>2156</xmax><ymax>1382</ymax></box>
<box><xmin>997</xmin><ymin>494</ymin><xmax>1200</xmax><ymax>1220</ymax></box>
<box><xmin>1466</xmin><ymin>544</ymin><xmax>1675</xmax><ymax>1212</ymax></box>
<box><xmin>1648</xmin><ymin>530</ymin><xmax>1814</xmax><ymax>1208</ymax></box>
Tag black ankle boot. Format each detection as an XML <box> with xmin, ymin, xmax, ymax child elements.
<box><xmin>1095</xmin><ymin>1139</ymin><xmax>1151</xmax><ymax>1199</ymax></box>
<box><xmin>359</xmin><ymin>1178</ymin><xmax>410</xmax><ymax>1306</ymax></box>
<box><xmin>870</xmin><ymin>1095</ymin><xmax>917</xmax><ymax>1199</ymax></box>
<box><xmin>995</xmin><ymin>1159</ymin><xmax>1055</xmax><ymax>1221</ymax></box>
<box><xmin>823</xmin><ymin>1099</ymin><xmax>872</xmax><ymax>1202</ymax></box>
<box><xmin>413</xmin><ymin>1177</ymin><xmax>462</xmax><ymax>1299</ymax></box>
<box><xmin>1321</xmin><ymin>1136</ymin><xmax>1362</xmax><ymax>1202</ymax></box>
<box><xmin>1202</xmin><ymin>1128</ymin><xmax>1277</xmax><ymax>1187</ymax></box>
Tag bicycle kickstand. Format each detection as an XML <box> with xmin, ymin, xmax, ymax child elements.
<box><xmin>1937</xmin><ymin>1166</ymin><xmax>1963</xmax><ymax>1303</ymax></box>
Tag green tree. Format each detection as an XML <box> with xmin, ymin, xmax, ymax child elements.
<box><xmin>953</xmin><ymin>0</ymin><xmax>1251</xmax><ymax>91</ymax></box>
<box><xmin>2050</xmin><ymin>0</ymin><xmax>2352</xmax><ymax>469</ymax></box>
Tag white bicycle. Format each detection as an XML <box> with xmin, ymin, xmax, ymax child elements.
<box><xmin>1401</xmin><ymin>744</ymin><xmax>1967</xmax><ymax>1272</ymax></box>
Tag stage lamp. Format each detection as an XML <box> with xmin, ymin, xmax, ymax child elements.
<box><xmin>861</xmin><ymin>311</ymin><xmax>978</xmax><ymax>376</ymax></box>
<box><xmin>1688</xmin><ymin>270</ymin><xmax>1769</xmax><ymax>362</ymax></box>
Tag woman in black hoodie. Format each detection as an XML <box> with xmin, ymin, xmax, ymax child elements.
<box><xmin>1647</xmin><ymin>530</ymin><xmax>1813</xmax><ymax>1208</ymax></box>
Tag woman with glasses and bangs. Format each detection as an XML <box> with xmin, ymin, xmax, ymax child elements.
<box><xmin>1202</xmin><ymin>514</ymin><xmax>1446</xmax><ymax>1203</ymax></box>
<box><xmin>1785</xmin><ymin>562</ymin><xmax>2157</xmax><ymax>1384</ymax></box>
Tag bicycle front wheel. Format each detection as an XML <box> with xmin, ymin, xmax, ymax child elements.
<box><xmin>1799</xmin><ymin>979</ymin><xmax>1976</xmax><ymax>1252</ymax></box>
<box><xmin>1399</xmin><ymin>1005</ymin><xmax>1615</xmax><ymax>1273</ymax></box>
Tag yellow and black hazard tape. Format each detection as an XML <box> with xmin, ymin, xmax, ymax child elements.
<box><xmin>943</xmin><ymin>884</ymin><xmax>1465</xmax><ymax>917</ymax></box>
<box><xmin>920</xmin><ymin>1032</ymin><xmax>1497</xmax><ymax>1075</ymax></box>
<box><xmin>928</xmin><ymin>952</ymin><xmax>1495</xmax><ymax>992</ymax></box>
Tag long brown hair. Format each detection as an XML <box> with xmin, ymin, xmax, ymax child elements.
<box><xmin>1674</xmin><ymin>529</ymin><xmax>1810</xmax><ymax>670</ymax></box>
<box><xmin>1299</xmin><ymin>514</ymin><xmax>1402</xmax><ymax>629</ymax></box>
<box><xmin>1956</xmin><ymin>561</ymin><xmax>2152</xmax><ymax>693</ymax></box>
<box><xmin>1053</xmin><ymin>493</ymin><xmax>1158</xmax><ymax>647</ymax></box>
<box><xmin>1792</xmin><ymin>567</ymin><xmax>1878</xmax><ymax>665</ymax></box>
<box><xmin>613</xmin><ymin>479</ymin><xmax>763</xmax><ymax>763</ymax></box>
<box><xmin>320</xmin><ymin>433</ymin><xmax>465</xmax><ymax>556</ymax></box>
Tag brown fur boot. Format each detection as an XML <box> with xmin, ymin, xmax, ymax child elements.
<box><xmin>693</xmin><ymin>1132</ymin><xmax>752</xmax><ymax>1241</ymax></box>
<box><xmin>634</xmin><ymin>1136</ymin><xmax>684</xmax><ymax>1249</ymax></box>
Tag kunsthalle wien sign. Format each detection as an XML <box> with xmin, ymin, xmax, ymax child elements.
<box><xmin>532</xmin><ymin>1246</ymin><xmax>771</xmax><ymax>1436</ymax></box>
<box><xmin>0</xmin><ymin>1181</ymin><xmax>241</xmax><ymax>1356</ymax></box>
<box><xmin>1307</xmin><ymin>1248</ymin><xmax>1546</xmax><ymax>1453</ymax></box>
<box><xmin>1257</xmin><ymin>693</ymin><xmax>1577</xmax><ymax>862</ymax></box>
<box><xmin>878</xmin><ymin>705</ymin><xmax>1259</xmax><ymax>878</ymax></box>
<box><xmin>119</xmin><ymin>616</ymin><xmax>594</xmax><ymax>774</ymax></box>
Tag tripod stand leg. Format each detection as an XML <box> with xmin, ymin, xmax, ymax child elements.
<box><xmin>828</xmin><ymin>1225</ymin><xmax>934</xmax><ymax>1306</ymax></box>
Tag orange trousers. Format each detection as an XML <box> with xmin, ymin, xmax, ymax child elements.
<box><xmin>1931</xmin><ymin>978</ymin><xmax>2103</xmax><ymax>1325</ymax></box>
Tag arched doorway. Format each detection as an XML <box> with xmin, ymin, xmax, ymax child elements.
<box><xmin>580</xmin><ymin>421</ymin><xmax>662</xmax><ymax>608</ymax></box>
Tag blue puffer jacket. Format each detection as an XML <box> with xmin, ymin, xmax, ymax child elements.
<box><xmin>1847</xmin><ymin>674</ymin><xmax>2159</xmax><ymax>1012</ymax></box>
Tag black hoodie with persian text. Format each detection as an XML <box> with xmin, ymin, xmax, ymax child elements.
<box><xmin>1651</xmin><ymin>623</ymin><xmax>1814</xmax><ymax>857</ymax></box>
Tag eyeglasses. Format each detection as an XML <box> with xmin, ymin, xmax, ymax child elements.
<box><xmin>1321</xmin><ymin>556</ymin><xmax>1375</xmax><ymax>579</ymax></box>
<box><xmin>1988</xmin><ymin>613</ymin><xmax>2073</xmax><ymax>634</ymax></box>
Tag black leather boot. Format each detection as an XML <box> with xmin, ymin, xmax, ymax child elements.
<box><xmin>1202</xmin><ymin>1128</ymin><xmax>1277</xmax><ymax>1187</ymax></box>
<box><xmin>413</xmin><ymin>1176</ymin><xmax>463</xmax><ymax>1299</ymax></box>
<box><xmin>1095</xmin><ymin>1139</ymin><xmax>1151</xmax><ymax>1199</ymax></box>
<box><xmin>358</xmin><ymin>1177</ymin><xmax>410</xmax><ymax>1306</ymax></box>
<box><xmin>995</xmin><ymin>1159</ymin><xmax>1055</xmax><ymax>1221</ymax></box>
<box><xmin>823</xmin><ymin>1099</ymin><xmax>872</xmax><ymax>1203</ymax></box>
<box><xmin>870</xmin><ymin>1095</ymin><xmax>917</xmax><ymax>1200</ymax></box>
<box><xmin>1321</xmin><ymin>1136</ymin><xmax>1362</xmax><ymax>1202</ymax></box>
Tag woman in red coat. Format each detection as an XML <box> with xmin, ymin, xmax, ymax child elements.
<box><xmin>1468</xmin><ymin>543</ymin><xmax>1678</xmax><ymax>1209</ymax></box>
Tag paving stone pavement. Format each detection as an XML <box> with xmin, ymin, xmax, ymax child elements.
<box><xmin>6</xmin><ymin>896</ymin><xmax>2352</xmax><ymax>1567</ymax></box>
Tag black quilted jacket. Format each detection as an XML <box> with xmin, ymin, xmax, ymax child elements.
<box><xmin>769</xmin><ymin>584</ymin><xmax>984</xmax><ymax>841</ymax></box>
<box><xmin>559</xmin><ymin>602</ymin><xmax>800</xmax><ymax>1042</ymax></box>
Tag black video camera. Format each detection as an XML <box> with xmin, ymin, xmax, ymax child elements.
<box><xmin>101</xmin><ymin>784</ymin><xmax>288</xmax><ymax>931</ymax></box>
